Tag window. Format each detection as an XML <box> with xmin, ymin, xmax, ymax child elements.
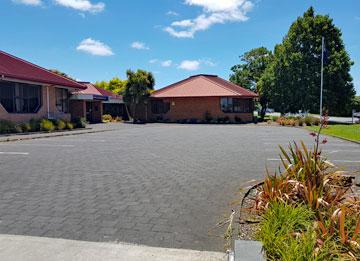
<box><xmin>0</xmin><ymin>81</ymin><xmax>42</xmax><ymax>113</ymax></box>
<box><xmin>151</xmin><ymin>100</ymin><xmax>170</xmax><ymax>114</ymax></box>
<box><xmin>220</xmin><ymin>97</ymin><xmax>251</xmax><ymax>113</ymax></box>
<box><xmin>56</xmin><ymin>88</ymin><xmax>69</xmax><ymax>113</ymax></box>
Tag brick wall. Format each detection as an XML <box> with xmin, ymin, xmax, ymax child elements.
<box><xmin>69</xmin><ymin>100</ymin><xmax>86</xmax><ymax>120</ymax></box>
<box><xmin>149</xmin><ymin>97</ymin><xmax>254</xmax><ymax>122</ymax></box>
<box><xmin>0</xmin><ymin>85</ymin><xmax>71</xmax><ymax>123</ymax></box>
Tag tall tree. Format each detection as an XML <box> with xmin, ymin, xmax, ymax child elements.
<box><xmin>95</xmin><ymin>77</ymin><xmax>127</xmax><ymax>95</ymax></box>
<box><xmin>263</xmin><ymin>7</ymin><xmax>355</xmax><ymax>115</ymax></box>
<box><xmin>230</xmin><ymin>47</ymin><xmax>273</xmax><ymax>118</ymax></box>
<box><xmin>123</xmin><ymin>69</ymin><xmax>155</xmax><ymax>122</ymax></box>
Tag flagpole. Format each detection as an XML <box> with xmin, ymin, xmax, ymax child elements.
<box><xmin>320</xmin><ymin>36</ymin><xmax>324</xmax><ymax>118</ymax></box>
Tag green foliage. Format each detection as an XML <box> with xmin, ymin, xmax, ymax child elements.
<box><xmin>261</xmin><ymin>7</ymin><xmax>355</xmax><ymax>116</ymax></box>
<box><xmin>95</xmin><ymin>77</ymin><xmax>127</xmax><ymax>95</ymax></box>
<box><xmin>257</xmin><ymin>203</ymin><xmax>318</xmax><ymax>261</ymax></box>
<box><xmin>56</xmin><ymin>120</ymin><xmax>66</xmax><ymax>130</ymax></box>
<box><xmin>123</xmin><ymin>69</ymin><xmax>155</xmax><ymax>122</ymax></box>
<box><xmin>20</xmin><ymin>122</ymin><xmax>31</xmax><ymax>132</ymax></box>
<box><xmin>40</xmin><ymin>119</ymin><xmax>55</xmax><ymax>132</ymax></box>
<box><xmin>352</xmin><ymin>96</ymin><xmax>360</xmax><ymax>112</ymax></box>
<box><xmin>72</xmin><ymin>117</ymin><xmax>87</xmax><ymax>128</ymax></box>
<box><xmin>230</xmin><ymin>47</ymin><xmax>273</xmax><ymax>118</ymax></box>
<box><xmin>66</xmin><ymin>122</ymin><xmax>74</xmax><ymax>130</ymax></box>
<box><xmin>0</xmin><ymin>120</ymin><xmax>16</xmax><ymax>134</ymax></box>
<box><xmin>102</xmin><ymin>114</ymin><xmax>113</xmax><ymax>122</ymax></box>
<box><xmin>48</xmin><ymin>69</ymin><xmax>75</xmax><ymax>80</ymax></box>
<box><xmin>29</xmin><ymin>118</ymin><xmax>41</xmax><ymax>131</ymax></box>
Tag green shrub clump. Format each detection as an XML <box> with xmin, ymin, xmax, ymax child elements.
<box><xmin>40</xmin><ymin>119</ymin><xmax>55</xmax><ymax>132</ymax></box>
<box><xmin>66</xmin><ymin>122</ymin><xmax>74</xmax><ymax>130</ymax></box>
<box><xmin>29</xmin><ymin>118</ymin><xmax>41</xmax><ymax>131</ymax></box>
<box><xmin>102</xmin><ymin>114</ymin><xmax>113</xmax><ymax>122</ymax></box>
<box><xmin>0</xmin><ymin>120</ymin><xmax>16</xmax><ymax>134</ymax></box>
<box><xmin>56</xmin><ymin>120</ymin><xmax>66</xmax><ymax>130</ymax></box>
<box><xmin>20</xmin><ymin>123</ymin><xmax>32</xmax><ymax>132</ymax></box>
<box><xmin>258</xmin><ymin>203</ymin><xmax>318</xmax><ymax>261</ymax></box>
<box><xmin>72</xmin><ymin>117</ymin><xmax>87</xmax><ymax>128</ymax></box>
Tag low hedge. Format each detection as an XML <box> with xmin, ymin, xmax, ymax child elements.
<box><xmin>0</xmin><ymin>118</ymin><xmax>87</xmax><ymax>135</ymax></box>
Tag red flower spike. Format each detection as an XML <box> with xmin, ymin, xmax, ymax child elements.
<box><xmin>322</xmin><ymin>138</ymin><xmax>328</xmax><ymax>144</ymax></box>
<box><xmin>310</xmin><ymin>132</ymin><xmax>317</xmax><ymax>137</ymax></box>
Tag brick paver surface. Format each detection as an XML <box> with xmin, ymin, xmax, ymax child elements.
<box><xmin>0</xmin><ymin>124</ymin><xmax>359</xmax><ymax>251</ymax></box>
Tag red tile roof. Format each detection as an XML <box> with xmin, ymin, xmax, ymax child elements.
<box><xmin>151</xmin><ymin>74</ymin><xmax>258</xmax><ymax>98</ymax></box>
<box><xmin>73</xmin><ymin>82</ymin><xmax>122</xmax><ymax>100</ymax></box>
<box><xmin>0</xmin><ymin>50</ymin><xmax>85</xmax><ymax>89</ymax></box>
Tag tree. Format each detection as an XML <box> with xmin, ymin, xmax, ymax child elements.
<box><xmin>230</xmin><ymin>47</ymin><xmax>273</xmax><ymax>119</ymax></box>
<box><xmin>123</xmin><ymin>69</ymin><xmax>155</xmax><ymax>122</ymax></box>
<box><xmin>49</xmin><ymin>69</ymin><xmax>75</xmax><ymax>80</ymax></box>
<box><xmin>264</xmin><ymin>7</ymin><xmax>355</xmax><ymax>115</ymax></box>
<box><xmin>95</xmin><ymin>77</ymin><xmax>127</xmax><ymax>95</ymax></box>
<box><xmin>352</xmin><ymin>96</ymin><xmax>360</xmax><ymax>112</ymax></box>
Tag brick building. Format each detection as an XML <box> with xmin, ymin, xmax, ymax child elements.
<box><xmin>0</xmin><ymin>51</ymin><xmax>86</xmax><ymax>123</ymax></box>
<box><xmin>148</xmin><ymin>74</ymin><xmax>258</xmax><ymax>123</ymax></box>
<box><xmin>70</xmin><ymin>83</ymin><xmax>124</xmax><ymax>123</ymax></box>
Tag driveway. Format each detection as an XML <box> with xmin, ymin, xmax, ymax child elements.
<box><xmin>0</xmin><ymin>124</ymin><xmax>359</xmax><ymax>251</ymax></box>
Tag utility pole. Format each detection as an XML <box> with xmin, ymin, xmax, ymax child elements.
<box><xmin>320</xmin><ymin>37</ymin><xmax>324</xmax><ymax>118</ymax></box>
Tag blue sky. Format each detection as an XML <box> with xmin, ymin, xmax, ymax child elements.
<box><xmin>1</xmin><ymin>0</ymin><xmax>359</xmax><ymax>94</ymax></box>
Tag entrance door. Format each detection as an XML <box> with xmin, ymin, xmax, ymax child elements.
<box><xmin>86</xmin><ymin>102</ymin><xmax>93</xmax><ymax>122</ymax></box>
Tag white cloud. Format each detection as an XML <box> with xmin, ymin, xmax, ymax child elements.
<box><xmin>54</xmin><ymin>0</ymin><xmax>105</xmax><ymax>13</ymax></box>
<box><xmin>161</xmin><ymin>60</ymin><xmax>173</xmax><ymax>67</ymax></box>
<box><xmin>131</xmin><ymin>41</ymin><xmax>150</xmax><ymax>50</ymax></box>
<box><xmin>76</xmin><ymin>38</ymin><xmax>114</xmax><ymax>56</ymax></box>
<box><xmin>178</xmin><ymin>60</ymin><xmax>201</xmax><ymax>71</ymax></box>
<box><xmin>167</xmin><ymin>10</ymin><xmax>179</xmax><ymax>16</ymax></box>
<box><xmin>149</xmin><ymin>59</ymin><xmax>173</xmax><ymax>67</ymax></box>
<box><xmin>12</xmin><ymin>0</ymin><xmax>42</xmax><ymax>5</ymax></box>
<box><xmin>165</xmin><ymin>0</ymin><xmax>254</xmax><ymax>38</ymax></box>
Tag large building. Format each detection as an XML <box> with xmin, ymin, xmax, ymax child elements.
<box><xmin>148</xmin><ymin>74</ymin><xmax>258</xmax><ymax>123</ymax></box>
<box><xmin>0</xmin><ymin>51</ymin><xmax>86</xmax><ymax>123</ymax></box>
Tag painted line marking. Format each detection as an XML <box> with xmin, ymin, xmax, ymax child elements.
<box><xmin>332</xmin><ymin>160</ymin><xmax>360</xmax><ymax>163</ymax></box>
<box><xmin>0</xmin><ymin>144</ymin><xmax>75</xmax><ymax>148</ymax></box>
<box><xmin>0</xmin><ymin>152</ymin><xmax>29</xmax><ymax>155</ymax></box>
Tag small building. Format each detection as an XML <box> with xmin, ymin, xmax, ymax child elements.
<box><xmin>149</xmin><ymin>74</ymin><xmax>258</xmax><ymax>123</ymax></box>
<box><xmin>70</xmin><ymin>83</ymin><xmax>125</xmax><ymax>123</ymax></box>
<box><xmin>0</xmin><ymin>51</ymin><xmax>86</xmax><ymax>123</ymax></box>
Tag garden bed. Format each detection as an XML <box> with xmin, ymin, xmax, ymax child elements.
<box><xmin>225</xmin><ymin>119</ymin><xmax>360</xmax><ymax>260</ymax></box>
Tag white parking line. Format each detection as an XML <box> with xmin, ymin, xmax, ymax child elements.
<box><xmin>0</xmin><ymin>152</ymin><xmax>29</xmax><ymax>155</ymax></box>
<box><xmin>0</xmin><ymin>144</ymin><xmax>75</xmax><ymax>148</ymax></box>
<box><xmin>332</xmin><ymin>160</ymin><xmax>360</xmax><ymax>163</ymax></box>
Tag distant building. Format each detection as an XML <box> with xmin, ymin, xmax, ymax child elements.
<box><xmin>147</xmin><ymin>74</ymin><xmax>258</xmax><ymax>123</ymax></box>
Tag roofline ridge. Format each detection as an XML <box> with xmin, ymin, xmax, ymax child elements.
<box><xmin>202</xmin><ymin>76</ymin><xmax>242</xmax><ymax>96</ymax></box>
<box><xmin>0</xmin><ymin>50</ymin><xmax>84</xmax><ymax>88</ymax></box>
<box><xmin>152</xmin><ymin>76</ymin><xmax>198</xmax><ymax>96</ymax></box>
<box><xmin>206</xmin><ymin>76</ymin><xmax>258</xmax><ymax>96</ymax></box>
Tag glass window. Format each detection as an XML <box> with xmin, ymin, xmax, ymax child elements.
<box><xmin>56</xmin><ymin>88</ymin><xmax>69</xmax><ymax>113</ymax></box>
<box><xmin>220</xmin><ymin>97</ymin><xmax>252</xmax><ymax>113</ymax></box>
<box><xmin>151</xmin><ymin>100</ymin><xmax>170</xmax><ymax>114</ymax></box>
<box><xmin>0</xmin><ymin>81</ymin><xmax>42</xmax><ymax>113</ymax></box>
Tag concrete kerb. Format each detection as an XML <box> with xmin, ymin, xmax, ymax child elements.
<box><xmin>0</xmin><ymin>128</ymin><xmax>117</xmax><ymax>143</ymax></box>
<box><xmin>0</xmin><ymin>235</ymin><xmax>227</xmax><ymax>261</ymax></box>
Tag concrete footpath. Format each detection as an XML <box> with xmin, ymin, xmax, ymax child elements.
<box><xmin>0</xmin><ymin>235</ymin><xmax>227</xmax><ymax>261</ymax></box>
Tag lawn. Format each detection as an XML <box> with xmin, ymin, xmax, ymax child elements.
<box><xmin>306</xmin><ymin>124</ymin><xmax>360</xmax><ymax>142</ymax></box>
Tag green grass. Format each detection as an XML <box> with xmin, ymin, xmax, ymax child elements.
<box><xmin>257</xmin><ymin>203</ymin><xmax>320</xmax><ymax>261</ymax></box>
<box><xmin>306</xmin><ymin>124</ymin><xmax>360</xmax><ymax>142</ymax></box>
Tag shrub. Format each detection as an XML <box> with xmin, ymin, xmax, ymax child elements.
<box><xmin>0</xmin><ymin>120</ymin><xmax>16</xmax><ymax>134</ymax></box>
<box><xmin>29</xmin><ymin>118</ymin><xmax>41</xmax><ymax>131</ymax></box>
<box><xmin>40</xmin><ymin>119</ymin><xmax>55</xmax><ymax>132</ymax></box>
<box><xmin>271</xmin><ymin>116</ymin><xmax>279</xmax><ymax>122</ymax></box>
<box><xmin>304</xmin><ymin>116</ymin><xmax>313</xmax><ymax>126</ymax></box>
<box><xmin>313</xmin><ymin>117</ymin><xmax>320</xmax><ymax>126</ymax></box>
<box><xmin>14</xmin><ymin>125</ymin><xmax>23</xmax><ymax>133</ymax></box>
<box><xmin>20</xmin><ymin>123</ymin><xmax>31</xmax><ymax>132</ymax></box>
<box><xmin>56</xmin><ymin>120</ymin><xmax>66</xmax><ymax>130</ymax></box>
<box><xmin>298</xmin><ymin>117</ymin><xmax>305</xmax><ymax>127</ymax></box>
<box><xmin>217</xmin><ymin>117</ymin><xmax>225</xmax><ymax>123</ymax></box>
<box><xmin>102</xmin><ymin>114</ymin><xmax>113</xmax><ymax>122</ymax></box>
<box><xmin>72</xmin><ymin>117</ymin><xmax>87</xmax><ymax>128</ymax></box>
<box><xmin>257</xmin><ymin>203</ymin><xmax>317</xmax><ymax>261</ymax></box>
<box><xmin>66</xmin><ymin>122</ymin><xmax>74</xmax><ymax>130</ymax></box>
<box><xmin>224</xmin><ymin>116</ymin><xmax>230</xmax><ymax>123</ymax></box>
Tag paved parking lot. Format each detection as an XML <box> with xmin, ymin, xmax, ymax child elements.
<box><xmin>0</xmin><ymin>124</ymin><xmax>359</xmax><ymax>251</ymax></box>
